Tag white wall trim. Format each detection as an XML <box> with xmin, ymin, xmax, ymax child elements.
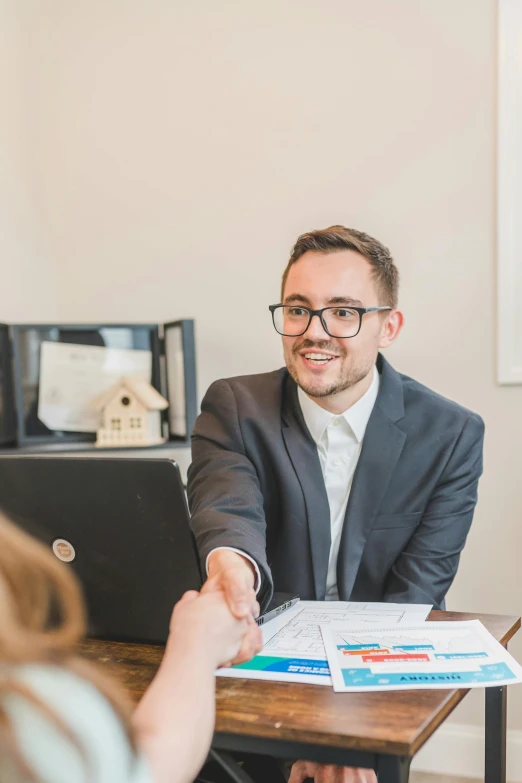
<box><xmin>497</xmin><ymin>0</ymin><xmax>522</xmax><ymax>384</ymax></box>
<box><xmin>411</xmin><ymin>722</ymin><xmax>522</xmax><ymax>782</ymax></box>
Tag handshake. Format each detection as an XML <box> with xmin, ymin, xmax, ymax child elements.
<box><xmin>166</xmin><ymin>550</ymin><xmax>377</xmax><ymax>783</ymax></box>
<box><xmin>168</xmin><ymin>549</ymin><xmax>263</xmax><ymax>670</ymax></box>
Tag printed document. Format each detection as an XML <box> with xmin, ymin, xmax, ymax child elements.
<box><xmin>217</xmin><ymin>600</ymin><xmax>431</xmax><ymax>686</ymax></box>
<box><xmin>321</xmin><ymin>620</ymin><xmax>522</xmax><ymax>692</ymax></box>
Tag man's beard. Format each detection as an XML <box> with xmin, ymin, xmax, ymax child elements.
<box><xmin>286</xmin><ymin>340</ymin><xmax>373</xmax><ymax>399</ymax></box>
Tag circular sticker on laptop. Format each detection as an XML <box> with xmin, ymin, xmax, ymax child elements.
<box><xmin>52</xmin><ymin>538</ymin><xmax>76</xmax><ymax>563</ymax></box>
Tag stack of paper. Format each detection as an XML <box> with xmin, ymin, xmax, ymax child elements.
<box><xmin>218</xmin><ymin>601</ymin><xmax>431</xmax><ymax>687</ymax></box>
<box><xmin>217</xmin><ymin>601</ymin><xmax>522</xmax><ymax>692</ymax></box>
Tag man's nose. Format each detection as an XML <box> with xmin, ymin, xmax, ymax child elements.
<box><xmin>303</xmin><ymin>312</ymin><xmax>330</xmax><ymax>341</ymax></box>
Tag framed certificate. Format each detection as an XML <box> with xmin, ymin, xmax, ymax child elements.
<box><xmin>7</xmin><ymin>320</ymin><xmax>196</xmax><ymax>446</ymax></box>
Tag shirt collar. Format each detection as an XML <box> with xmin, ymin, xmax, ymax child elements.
<box><xmin>298</xmin><ymin>365</ymin><xmax>380</xmax><ymax>445</ymax></box>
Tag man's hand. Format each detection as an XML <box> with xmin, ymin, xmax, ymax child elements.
<box><xmin>202</xmin><ymin>549</ymin><xmax>262</xmax><ymax>665</ymax></box>
<box><xmin>289</xmin><ymin>762</ymin><xmax>377</xmax><ymax>783</ymax></box>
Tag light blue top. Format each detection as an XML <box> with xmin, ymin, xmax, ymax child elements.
<box><xmin>0</xmin><ymin>664</ymin><xmax>152</xmax><ymax>783</ymax></box>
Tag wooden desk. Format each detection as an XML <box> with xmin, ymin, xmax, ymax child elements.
<box><xmin>80</xmin><ymin>610</ymin><xmax>520</xmax><ymax>783</ymax></box>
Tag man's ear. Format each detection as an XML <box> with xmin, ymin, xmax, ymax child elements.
<box><xmin>378</xmin><ymin>309</ymin><xmax>404</xmax><ymax>349</ymax></box>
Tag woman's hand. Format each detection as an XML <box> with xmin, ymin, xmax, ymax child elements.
<box><xmin>168</xmin><ymin>589</ymin><xmax>262</xmax><ymax>670</ymax></box>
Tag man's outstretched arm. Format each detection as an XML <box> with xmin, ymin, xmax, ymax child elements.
<box><xmin>188</xmin><ymin>379</ymin><xmax>273</xmax><ymax>659</ymax></box>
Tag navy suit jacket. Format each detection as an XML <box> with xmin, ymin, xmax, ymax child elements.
<box><xmin>188</xmin><ymin>354</ymin><xmax>484</xmax><ymax>611</ymax></box>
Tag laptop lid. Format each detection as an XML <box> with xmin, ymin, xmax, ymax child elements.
<box><xmin>0</xmin><ymin>456</ymin><xmax>202</xmax><ymax>644</ymax></box>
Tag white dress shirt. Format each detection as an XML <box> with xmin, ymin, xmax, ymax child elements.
<box><xmin>207</xmin><ymin>367</ymin><xmax>379</xmax><ymax>600</ymax></box>
<box><xmin>298</xmin><ymin>367</ymin><xmax>380</xmax><ymax>600</ymax></box>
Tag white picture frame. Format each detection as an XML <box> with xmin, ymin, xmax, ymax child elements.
<box><xmin>497</xmin><ymin>0</ymin><xmax>522</xmax><ymax>383</ymax></box>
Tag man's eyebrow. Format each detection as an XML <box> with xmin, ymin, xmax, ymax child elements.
<box><xmin>325</xmin><ymin>296</ymin><xmax>364</xmax><ymax>307</ymax></box>
<box><xmin>283</xmin><ymin>294</ymin><xmax>312</xmax><ymax>305</ymax></box>
<box><xmin>283</xmin><ymin>294</ymin><xmax>365</xmax><ymax>307</ymax></box>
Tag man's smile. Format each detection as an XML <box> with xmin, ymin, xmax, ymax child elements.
<box><xmin>297</xmin><ymin>349</ymin><xmax>341</xmax><ymax>369</ymax></box>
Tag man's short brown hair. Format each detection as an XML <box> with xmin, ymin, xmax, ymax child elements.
<box><xmin>281</xmin><ymin>225</ymin><xmax>399</xmax><ymax>308</ymax></box>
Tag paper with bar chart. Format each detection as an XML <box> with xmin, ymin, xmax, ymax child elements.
<box><xmin>321</xmin><ymin>620</ymin><xmax>522</xmax><ymax>692</ymax></box>
<box><xmin>217</xmin><ymin>600</ymin><xmax>431</xmax><ymax>686</ymax></box>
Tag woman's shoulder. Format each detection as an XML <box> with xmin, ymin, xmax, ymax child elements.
<box><xmin>0</xmin><ymin>663</ymin><xmax>151</xmax><ymax>783</ymax></box>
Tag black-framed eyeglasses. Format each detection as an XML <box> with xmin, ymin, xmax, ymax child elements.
<box><xmin>269</xmin><ymin>304</ymin><xmax>392</xmax><ymax>338</ymax></box>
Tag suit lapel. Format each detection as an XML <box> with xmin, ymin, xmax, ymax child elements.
<box><xmin>337</xmin><ymin>355</ymin><xmax>407</xmax><ymax>600</ymax></box>
<box><xmin>281</xmin><ymin>377</ymin><xmax>331</xmax><ymax>600</ymax></box>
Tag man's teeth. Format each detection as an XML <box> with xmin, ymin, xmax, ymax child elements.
<box><xmin>305</xmin><ymin>353</ymin><xmax>334</xmax><ymax>364</ymax></box>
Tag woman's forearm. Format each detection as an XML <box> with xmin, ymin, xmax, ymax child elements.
<box><xmin>132</xmin><ymin>642</ymin><xmax>216</xmax><ymax>783</ymax></box>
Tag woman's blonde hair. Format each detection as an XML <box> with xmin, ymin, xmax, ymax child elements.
<box><xmin>0</xmin><ymin>511</ymin><xmax>134</xmax><ymax>780</ymax></box>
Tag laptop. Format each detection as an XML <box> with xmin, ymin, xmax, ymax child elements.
<box><xmin>0</xmin><ymin>456</ymin><xmax>297</xmax><ymax>643</ymax></box>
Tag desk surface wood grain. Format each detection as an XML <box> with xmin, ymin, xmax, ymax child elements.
<box><xmin>79</xmin><ymin>610</ymin><xmax>520</xmax><ymax>757</ymax></box>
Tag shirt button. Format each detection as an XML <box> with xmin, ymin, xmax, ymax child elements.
<box><xmin>333</xmin><ymin>418</ymin><xmax>341</xmax><ymax>427</ymax></box>
<box><xmin>333</xmin><ymin>458</ymin><xmax>342</xmax><ymax>467</ymax></box>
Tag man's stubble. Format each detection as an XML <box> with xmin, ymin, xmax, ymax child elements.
<box><xmin>285</xmin><ymin>339</ymin><xmax>374</xmax><ymax>400</ymax></box>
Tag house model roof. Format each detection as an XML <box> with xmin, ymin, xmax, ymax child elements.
<box><xmin>94</xmin><ymin>376</ymin><xmax>169</xmax><ymax>411</ymax></box>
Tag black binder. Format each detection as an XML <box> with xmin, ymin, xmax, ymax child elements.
<box><xmin>0</xmin><ymin>324</ymin><xmax>16</xmax><ymax>445</ymax></box>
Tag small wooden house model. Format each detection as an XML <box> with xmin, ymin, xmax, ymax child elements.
<box><xmin>95</xmin><ymin>376</ymin><xmax>168</xmax><ymax>447</ymax></box>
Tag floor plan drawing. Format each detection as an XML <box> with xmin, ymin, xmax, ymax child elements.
<box><xmin>217</xmin><ymin>600</ymin><xmax>432</xmax><ymax>685</ymax></box>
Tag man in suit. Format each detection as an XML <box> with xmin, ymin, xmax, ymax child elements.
<box><xmin>188</xmin><ymin>225</ymin><xmax>484</xmax><ymax>783</ymax></box>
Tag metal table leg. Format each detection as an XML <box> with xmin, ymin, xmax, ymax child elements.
<box><xmin>208</xmin><ymin>749</ymin><xmax>257</xmax><ymax>783</ymax></box>
<box><xmin>485</xmin><ymin>685</ymin><xmax>507</xmax><ymax>783</ymax></box>
<box><xmin>377</xmin><ymin>754</ymin><xmax>410</xmax><ymax>783</ymax></box>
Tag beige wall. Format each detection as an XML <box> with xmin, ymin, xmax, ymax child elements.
<box><xmin>5</xmin><ymin>0</ymin><xmax>521</xmax><ymax>733</ymax></box>
<box><xmin>0</xmin><ymin>1</ymin><xmax>57</xmax><ymax>318</ymax></box>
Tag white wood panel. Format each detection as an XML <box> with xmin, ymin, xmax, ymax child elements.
<box><xmin>497</xmin><ymin>0</ymin><xmax>522</xmax><ymax>383</ymax></box>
